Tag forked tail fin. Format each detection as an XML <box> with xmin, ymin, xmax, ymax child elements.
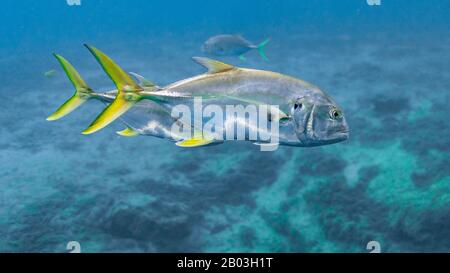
<box><xmin>81</xmin><ymin>45</ymin><xmax>144</xmax><ymax>135</ymax></box>
<box><xmin>46</xmin><ymin>54</ymin><xmax>94</xmax><ymax>121</ymax></box>
<box><xmin>256</xmin><ymin>38</ymin><xmax>270</xmax><ymax>61</ymax></box>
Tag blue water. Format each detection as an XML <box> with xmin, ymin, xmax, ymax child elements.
<box><xmin>0</xmin><ymin>0</ymin><xmax>449</xmax><ymax>252</ymax></box>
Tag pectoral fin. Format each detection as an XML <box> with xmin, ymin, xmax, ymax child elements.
<box><xmin>223</xmin><ymin>95</ymin><xmax>289</xmax><ymax>121</ymax></box>
<box><xmin>268</xmin><ymin>110</ymin><xmax>290</xmax><ymax>122</ymax></box>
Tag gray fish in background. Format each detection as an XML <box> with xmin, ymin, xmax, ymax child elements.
<box><xmin>202</xmin><ymin>34</ymin><xmax>270</xmax><ymax>61</ymax></box>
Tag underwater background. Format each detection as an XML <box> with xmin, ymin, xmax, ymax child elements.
<box><xmin>0</xmin><ymin>0</ymin><xmax>449</xmax><ymax>252</ymax></box>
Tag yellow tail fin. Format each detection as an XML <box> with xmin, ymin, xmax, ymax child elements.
<box><xmin>82</xmin><ymin>45</ymin><xmax>143</xmax><ymax>135</ymax></box>
<box><xmin>82</xmin><ymin>95</ymin><xmax>135</xmax><ymax>135</ymax></box>
<box><xmin>46</xmin><ymin>54</ymin><xmax>93</xmax><ymax>121</ymax></box>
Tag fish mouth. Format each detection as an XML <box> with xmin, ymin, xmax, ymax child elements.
<box><xmin>315</xmin><ymin>131</ymin><xmax>348</xmax><ymax>146</ymax></box>
<box><xmin>331</xmin><ymin>130</ymin><xmax>349</xmax><ymax>141</ymax></box>
<box><xmin>297</xmin><ymin>130</ymin><xmax>349</xmax><ymax>146</ymax></box>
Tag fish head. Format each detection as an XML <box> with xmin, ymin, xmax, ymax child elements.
<box><xmin>202</xmin><ymin>39</ymin><xmax>219</xmax><ymax>54</ymax></box>
<box><xmin>202</xmin><ymin>38</ymin><xmax>229</xmax><ymax>55</ymax></box>
<box><xmin>290</xmin><ymin>94</ymin><xmax>349</xmax><ymax>146</ymax></box>
<box><xmin>201</xmin><ymin>41</ymin><xmax>211</xmax><ymax>53</ymax></box>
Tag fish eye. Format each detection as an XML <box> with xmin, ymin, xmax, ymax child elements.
<box><xmin>294</xmin><ymin>102</ymin><xmax>303</xmax><ymax>110</ymax></box>
<box><xmin>329</xmin><ymin>107</ymin><xmax>342</xmax><ymax>120</ymax></box>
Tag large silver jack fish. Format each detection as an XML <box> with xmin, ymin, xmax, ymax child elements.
<box><xmin>47</xmin><ymin>45</ymin><xmax>349</xmax><ymax>148</ymax></box>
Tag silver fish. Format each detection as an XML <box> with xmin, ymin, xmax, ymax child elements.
<box><xmin>202</xmin><ymin>34</ymin><xmax>270</xmax><ymax>61</ymax></box>
<box><xmin>47</xmin><ymin>45</ymin><xmax>349</xmax><ymax>148</ymax></box>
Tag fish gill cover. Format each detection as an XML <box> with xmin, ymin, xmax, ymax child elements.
<box><xmin>0</xmin><ymin>0</ymin><xmax>449</xmax><ymax>252</ymax></box>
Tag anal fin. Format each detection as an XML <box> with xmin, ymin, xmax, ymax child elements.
<box><xmin>117</xmin><ymin>127</ymin><xmax>139</xmax><ymax>137</ymax></box>
<box><xmin>176</xmin><ymin>138</ymin><xmax>214</xmax><ymax>148</ymax></box>
<box><xmin>175</xmin><ymin>131</ymin><xmax>214</xmax><ymax>148</ymax></box>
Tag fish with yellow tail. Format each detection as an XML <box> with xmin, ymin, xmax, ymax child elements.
<box><xmin>47</xmin><ymin>45</ymin><xmax>349</xmax><ymax>149</ymax></box>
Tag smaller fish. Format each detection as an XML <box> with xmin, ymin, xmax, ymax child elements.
<box><xmin>202</xmin><ymin>34</ymin><xmax>270</xmax><ymax>61</ymax></box>
<box><xmin>44</xmin><ymin>69</ymin><xmax>57</xmax><ymax>78</ymax></box>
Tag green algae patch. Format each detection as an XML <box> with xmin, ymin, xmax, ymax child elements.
<box><xmin>365</xmin><ymin>142</ymin><xmax>450</xmax><ymax>213</ymax></box>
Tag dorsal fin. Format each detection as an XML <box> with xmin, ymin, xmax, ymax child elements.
<box><xmin>233</xmin><ymin>33</ymin><xmax>244</xmax><ymax>39</ymax></box>
<box><xmin>129</xmin><ymin>72</ymin><xmax>156</xmax><ymax>88</ymax></box>
<box><xmin>192</xmin><ymin>57</ymin><xmax>235</xmax><ymax>74</ymax></box>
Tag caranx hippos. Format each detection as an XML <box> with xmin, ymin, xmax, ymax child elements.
<box><xmin>47</xmin><ymin>45</ymin><xmax>349</xmax><ymax>149</ymax></box>
<box><xmin>202</xmin><ymin>34</ymin><xmax>270</xmax><ymax>61</ymax></box>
